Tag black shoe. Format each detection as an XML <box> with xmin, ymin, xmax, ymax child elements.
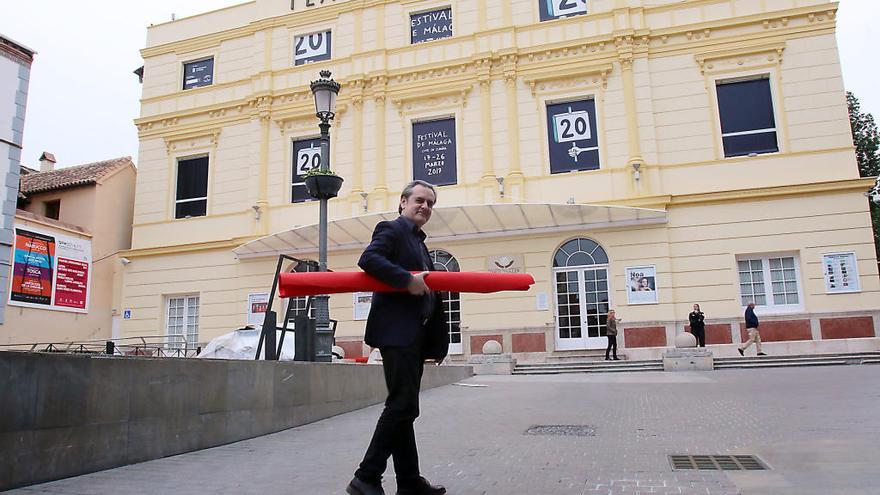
<box><xmin>605</xmin><ymin>357</ymin><xmax>610</xmax><ymax>360</ymax></box>
<box><xmin>613</xmin><ymin>357</ymin><xmax>620</xmax><ymax>360</ymax></box>
<box><xmin>396</xmin><ymin>476</ymin><xmax>446</xmax><ymax>495</ymax></box>
<box><xmin>737</xmin><ymin>348</ymin><xmax>744</xmax><ymax>356</ymax></box>
<box><xmin>757</xmin><ymin>352</ymin><xmax>767</xmax><ymax>356</ymax></box>
<box><xmin>347</xmin><ymin>477</ymin><xmax>385</xmax><ymax>495</ymax></box>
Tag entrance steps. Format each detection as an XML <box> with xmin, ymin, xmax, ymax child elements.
<box><xmin>713</xmin><ymin>351</ymin><xmax>880</xmax><ymax>370</ymax></box>
<box><xmin>512</xmin><ymin>351</ymin><xmax>880</xmax><ymax>375</ymax></box>
<box><xmin>513</xmin><ymin>358</ymin><xmax>663</xmax><ymax>375</ymax></box>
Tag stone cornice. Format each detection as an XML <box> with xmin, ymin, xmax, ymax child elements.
<box><xmin>134</xmin><ymin>1</ymin><xmax>839</xmax><ymax>137</ymax></box>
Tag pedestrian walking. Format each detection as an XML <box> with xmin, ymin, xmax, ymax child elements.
<box><xmin>347</xmin><ymin>180</ymin><xmax>448</xmax><ymax>495</ymax></box>
<box><xmin>738</xmin><ymin>302</ymin><xmax>766</xmax><ymax>356</ymax></box>
<box><xmin>688</xmin><ymin>304</ymin><xmax>706</xmax><ymax>347</ymax></box>
<box><xmin>605</xmin><ymin>309</ymin><xmax>620</xmax><ymax>360</ymax></box>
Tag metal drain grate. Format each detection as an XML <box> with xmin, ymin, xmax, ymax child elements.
<box><xmin>525</xmin><ymin>425</ymin><xmax>596</xmax><ymax>437</ymax></box>
<box><xmin>669</xmin><ymin>455</ymin><xmax>768</xmax><ymax>471</ymax></box>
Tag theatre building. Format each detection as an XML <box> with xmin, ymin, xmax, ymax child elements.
<box><xmin>123</xmin><ymin>0</ymin><xmax>878</xmax><ymax>362</ymax></box>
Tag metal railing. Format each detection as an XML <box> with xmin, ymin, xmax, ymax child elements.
<box><xmin>0</xmin><ymin>335</ymin><xmax>202</xmax><ymax>358</ymax></box>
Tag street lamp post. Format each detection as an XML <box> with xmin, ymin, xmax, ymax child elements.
<box><xmin>309</xmin><ymin>70</ymin><xmax>341</xmax><ymax>362</ymax></box>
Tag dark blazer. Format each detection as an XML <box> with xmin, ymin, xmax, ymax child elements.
<box><xmin>688</xmin><ymin>311</ymin><xmax>705</xmax><ymax>331</ymax></box>
<box><xmin>358</xmin><ymin>216</ymin><xmax>449</xmax><ymax>359</ymax></box>
<box><xmin>745</xmin><ymin>307</ymin><xmax>759</xmax><ymax>328</ymax></box>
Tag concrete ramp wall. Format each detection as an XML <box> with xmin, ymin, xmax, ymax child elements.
<box><xmin>0</xmin><ymin>351</ymin><xmax>472</xmax><ymax>490</ymax></box>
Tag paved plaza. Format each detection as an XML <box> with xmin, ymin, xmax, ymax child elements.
<box><xmin>9</xmin><ymin>365</ymin><xmax>880</xmax><ymax>495</ymax></box>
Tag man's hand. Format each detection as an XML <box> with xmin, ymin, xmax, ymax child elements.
<box><xmin>407</xmin><ymin>271</ymin><xmax>430</xmax><ymax>295</ymax></box>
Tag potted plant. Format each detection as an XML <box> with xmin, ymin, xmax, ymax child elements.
<box><xmin>304</xmin><ymin>168</ymin><xmax>344</xmax><ymax>200</ymax></box>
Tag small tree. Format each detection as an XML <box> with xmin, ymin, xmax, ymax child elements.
<box><xmin>847</xmin><ymin>91</ymin><xmax>880</xmax><ymax>258</ymax></box>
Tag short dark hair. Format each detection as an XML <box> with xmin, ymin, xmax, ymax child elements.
<box><xmin>398</xmin><ymin>180</ymin><xmax>437</xmax><ymax>214</ymax></box>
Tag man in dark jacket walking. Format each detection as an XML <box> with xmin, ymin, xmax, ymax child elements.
<box><xmin>738</xmin><ymin>302</ymin><xmax>766</xmax><ymax>356</ymax></box>
<box><xmin>347</xmin><ymin>180</ymin><xmax>448</xmax><ymax>495</ymax></box>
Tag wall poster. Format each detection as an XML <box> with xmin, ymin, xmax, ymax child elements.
<box><xmin>412</xmin><ymin>117</ymin><xmax>457</xmax><ymax>186</ymax></box>
<box><xmin>182</xmin><ymin>58</ymin><xmax>214</xmax><ymax>90</ymax></box>
<box><xmin>411</xmin><ymin>7</ymin><xmax>453</xmax><ymax>44</ymax></box>
<box><xmin>625</xmin><ymin>265</ymin><xmax>657</xmax><ymax>305</ymax></box>
<box><xmin>539</xmin><ymin>0</ymin><xmax>588</xmax><ymax>21</ymax></box>
<box><xmin>546</xmin><ymin>98</ymin><xmax>600</xmax><ymax>173</ymax></box>
<box><xmin>294</xmin><ymin>30</ymin><xmax>332</xmax><ymax>65</ymax></box>
<box><xmin>822</xmin><ymin>252</ymin><xmax>860</xmax><ymax>293</ymax></box>
<box><xmin>291</xmin><ymin>137</ymin><xmax>324</xmax><ymax>202</ymax></box>
<box><xmin>9</xmin><ymin>225</ymin><xmax>92</xmax><ymax>313</ymax></box>
<box><xmin>247</xmin><ymin>292</ymin><xmax>270</xmax><ymax>329</ymax></box>
<box><xmin>353</xmin><ymin>292</ymin><xmax>372</xmax><ymax>320</ymax></box>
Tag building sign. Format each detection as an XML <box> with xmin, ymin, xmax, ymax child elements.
<box><xmin>625</xmin><ymin>265</ymin><xmax>657</xmax><ymax>305</ymax></box>
<box><xmin>411</xmin><ymin>7</ymin><xmax>453</xmax><ymax>44</ymax></box>
<box><xmin>822</xmin><ymin>252</ymin><xmax>860</xmax><ymax>293</ymax></box>
<box><xmin>9</xmin><ymin>226</ymin><xmax>92</xmax><ymax>313</ymax></box>
<box><xmin>353</xmin><ymin>292</ymin><xmax>372</xmax><ymax>320</ymax></box>
<box><xmin>486</xmin><ymin>255</ymin><xmax>524</xmax><ymax>274</ymax></box>
<box><xmin>292</xmin><ymin>137</ymin><xmax>324</xmax><ymax>202</ymax></box>
<box><xmin>294</xmin><ymin>31</ymin><xmax>332</xmax><ymax>65</ymax></box>
<box><xmin>546</xmin><ymin>99</ymin><xmax>600</xmax><ymax>173</ymax></box>
<box><xmin>539</xmin><ymin>0</ymin><xmax>588</xmax><ymax>21</ymax></box>
<box><xmin>412</xmin><ymin>118</ymin><xmax>457</xmax><ymax>186</ymax></box>
<box><xmin>247</xmin><ymin>292</ymin><xmax>270</xmax><ymax>328</ymax></box>
<box><xmin>290</xmin><ymin>0</ymin><xmax>337</xmax><ymax>10</ymax></box>
<box><xmin>182</xmin><ymin>58</ymin><xmax>214</xmax><ymax>90</ymax></box>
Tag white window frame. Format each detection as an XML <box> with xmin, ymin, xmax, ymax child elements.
<box><xmin>166</xmin><ymin>295</ymin><xmax>200</xmax><ymax>351</ymax></box>
<box><xmin>736</xmin><ymin>253</ymin><xmax>804</xmax><ymax>314</ymax></box>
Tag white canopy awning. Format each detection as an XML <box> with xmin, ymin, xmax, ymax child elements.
<box><xmin>233</xmin><ymin>203</ymin><xmax>667</xmax><ymax>260</ymax></box>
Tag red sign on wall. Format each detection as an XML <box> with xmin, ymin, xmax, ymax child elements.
<box><xmin>54</xmin><ymin>258</ymin><xmax>89</xmax><ymax>309</ymax></box>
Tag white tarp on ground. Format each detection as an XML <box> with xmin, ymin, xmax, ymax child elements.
<box><xmin>197</xmin><ymin>327</ymin><xmax>295</xmax><ymax>360</ymax></box>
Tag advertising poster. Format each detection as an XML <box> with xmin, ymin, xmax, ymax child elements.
<box><xmin>353</xmin><ymin>292</ymin><xmax>372</xmax><ymax>320</ymax></box>
<box><xmin>10</xmin><ymin>228</ymin><xmax>55</xmax><ymax>305</ymax></box>
<box><xmin>412</xmin><ymin>118</ymin><xmax>457</xmax><ymax>186</ymax></box>
<box><xmin>247</xmin><ymin>292</ymin><xmax>270</xmax><ymax>328</ymax></box>
<box><xmin>9</xmin><ymin>226</ymin><xmax>92</xmax><ymax>313</ymax></box>
<box><xmin>183</xmin><ymin>58</ymin><xmax>214</xmax><ymax>90</ymax></box>
<box><xmin>411</xmin><ymin>7</ymin><xmax>453</xmax><ymax>44</ymax></box>
<box><xmin>539</xmin><ymin>0</ymin><xmax>588</xmax><ymax>22</ymax></box>
<box><xmin>822</xmin><ymin>252</ymin><xmax>860</xmax><ymax>293</ymax></box>
<box><xmin>294</xmin><ymin>31</ymin><xmax>332</xmax><ymax>65</ymax></box>
<box><xmin>546</xmin><ymin>99</ymin><xmax>600</xmax><ymax>173</ymax></box>
<box><xmin>625</xmin><ymin>265</ymin><xmax>657</xmax><ymax>305</ymax></box>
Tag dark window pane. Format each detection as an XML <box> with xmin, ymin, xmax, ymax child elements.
<box><xmin>568</xmin><ymin>252</ymin><xmax>591</xmax><ymax>267</ymax></box>
<box><xmin>722</xmin><ymin>131</ymin><xmax>778</xmax><ymax>157</ymax></box>
<box><xmin>176</xmin><ymin>157</ymin><xmax>208</xmax><ymax>201</ymax></box>
<box><xmin>579</xmin><ymin>238</ymin><xmax>598</xmax><ymax>253</ymax></box>
<box><xmin>717</xmin><ymin>78</ymin><xmax>775</xmax><ymax>134</ymax></box>
<box><xmin>591</xmin><ymin>248</ymin><xmax>608</xmax><ymax>264</ymax></box>
<box><xmin>175</xmin><ymin>199</ymin><xmax>206</xmax><ymax>218</ymax></box>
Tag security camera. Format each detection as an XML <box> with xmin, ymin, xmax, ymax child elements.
<box><xmin>120</xmin><ymin>257</ymin><xmax>131</xmax><ymax>265</ymax></box>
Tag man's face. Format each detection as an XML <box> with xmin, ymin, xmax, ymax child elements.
<box><xmin>400</xmin><ymin>185</ymin><xmax>435</xmax><ymax>227</ymax></box>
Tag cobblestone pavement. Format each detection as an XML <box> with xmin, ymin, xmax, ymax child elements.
<box><xmin>10</xmin><ymin>366</ymin><xmax>880</xmax><ymax>495</ymax></box>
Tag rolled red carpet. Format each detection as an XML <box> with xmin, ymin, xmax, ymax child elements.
<box><xmin>278</xmin><ymin>271</ymin><xmax>535</xmax><ymax>298</ymax></box>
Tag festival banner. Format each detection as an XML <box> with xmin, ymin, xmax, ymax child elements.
<box><xmin>8</xmin><ymin>225</ymin><xmax>92</xmax><ymax>313</ymax></box>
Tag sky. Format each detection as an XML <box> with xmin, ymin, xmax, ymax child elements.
<box><xmin>2</xmin><ymin>0</ymin><xmax>878</xmax><ymax>169</ymax></box>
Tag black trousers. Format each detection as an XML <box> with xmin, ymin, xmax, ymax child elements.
<box><xmin>355</xmin><ymin>344</ymin><xmax>425</xmax><ymax>486</ymax></box>
<box><xmin>605</xmin><ymin>335</ymin><xmax>617</xmax><ymax>359</ymax></box>
<box><xmin>692</xmin><ymin>329</ymin><xmax>706</xmax><ymax>347</ymax></box>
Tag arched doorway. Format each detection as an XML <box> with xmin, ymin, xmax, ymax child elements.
<box><xmin>429</xmin><ymin>249</ymin><xmax>462</xmax><ymax>355</ymax></box>
<box><xmin>552</xmin><ymin>238</ymin><xmax>610</xmax><ymax>350</ymax></box>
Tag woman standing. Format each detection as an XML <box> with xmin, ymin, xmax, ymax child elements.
<box><xmin>688</xmin><ymin>304</ymin><xmax>706</xmax><ymax>347</ymax></box>
<box><xmin>605</xmin><ymin>310</ymin><xmax>620</xmax><ymax>360</ymax></box>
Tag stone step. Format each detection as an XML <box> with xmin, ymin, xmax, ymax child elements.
<box><xmin>515</xmin><ymin>359</ymin><xmax>659</xmax><ymax>369</ymax></box>
<box><xmin>715</xmin><ymin>351</ymin><xmax>880</xmax><ymax>362</ymax></box>
<box><xmin>715</xmin><ymin>359</ymin><xmax>850</xmax><ymax>369</ymax></box>
<box><xmin>513</xmin><ymin>364</ymin><xmax>663</xmax><ymax>375</ymax></box>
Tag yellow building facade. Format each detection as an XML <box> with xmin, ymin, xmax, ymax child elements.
<box><xmin>125</xmin><ymin>0</ymin><xmax>878</xmax><ymax>361</ymax></box>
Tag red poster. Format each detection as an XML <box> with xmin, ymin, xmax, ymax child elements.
<box><xmin>54</xmin><ymin>258</ymin><xmax>89</xmax><ymax>309</ymax></box>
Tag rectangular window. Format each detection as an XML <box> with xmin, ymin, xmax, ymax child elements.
<box><xmin>44</xmin><ymin>200</ymin><xmax>60</xmax><ymax>220</ymax></box>
<box><xmin>539</xmin><ymin>0</ymin><xmax>588</xmax><ymax>21</ymax></box>
<box><xmin>546</xmin><ymin>98</ymin><xmax>600</xmax><ymax>173</ymax></box>
<box><xmin>175</xmin><ymin>156</ymin><xmax>208</xmax><ymax>218</ymax></box>
<box><xmin>292</xmin><ymin>137</ymin><xmax>323</xmax><ymax>203</ymax></box>
<box><xmin>294</xmin><ymin>31</ymin><xmax>332</xmax><ymax>66</ymax></box>
<box><xmin>166</xmin><ymin>295</ymin><xmax>199</xmax><ymax>350</ymax></box>
<box><xmin>716</xmin><ymin>77</ymin><xmax>778</xmax><ymax>157</ymax></box>
<box><xmin>737</xmin><ymin>255</ymin><xmax>801</xmax><ymax>309</ymax></box>
<box><xmin>411</xmin><ymin>7</ymin><xmax>453</xmax><ymax>44</ymax></box>
<box><xmin>182</xmin><ymin>58</ymin><xmax>214</xmax><ymax>90</ymax></box>
<box><xmin>412</xmin><ymin>118</ymin><xmax>457</xmax><ymax>186</ymax></box>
